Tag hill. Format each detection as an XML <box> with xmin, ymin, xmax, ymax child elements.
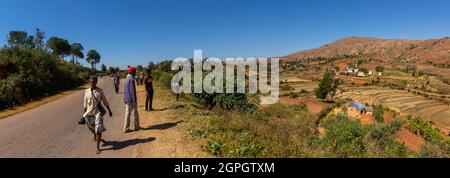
<box><xmin>282</xmin><ymin>36</ymin><xmax>450</xmax><ymax>65</ymax></box>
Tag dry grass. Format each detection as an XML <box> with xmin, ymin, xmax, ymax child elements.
<box><xmin>133</xmin><ymin>82</ymin><xmax>210</xmax><ymax>158</ymax></box>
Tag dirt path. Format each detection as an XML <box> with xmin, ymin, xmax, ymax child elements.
<box><xmin>133</xmin><ymin>83</ymin><xmax>209</xmax><ymax>158</ymax></box>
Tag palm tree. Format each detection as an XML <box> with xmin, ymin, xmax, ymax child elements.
<box><xmin>70</xmin><ymin>43</ymin><xmax>84</xmax><ymax>64</ymax></box>
<box><xmin>86</xmin><ymin>50</ymin><xmax>101</xmax><ymax>71</ymax></box>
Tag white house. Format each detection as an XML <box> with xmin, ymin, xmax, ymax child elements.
<box><xmin>357</xmin><ymin>71</ymin><xmax>366</xmax><ymax>77</ymax></box>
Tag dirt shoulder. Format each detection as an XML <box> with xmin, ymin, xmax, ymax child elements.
<box><xmin>133</xmin><ymin>82</ymin><xmax>210</xmax><ymax>158</ymax></box>
<box><xmin>0</xmin><ymin>83</ymin><xmax>89</xmax><ymax>120</ymax></box>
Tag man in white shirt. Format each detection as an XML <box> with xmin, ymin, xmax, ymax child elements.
<box><xmin>82</xmin><ymin>76</ymin><xmax>113</xmax><ymax>154</ymax></box>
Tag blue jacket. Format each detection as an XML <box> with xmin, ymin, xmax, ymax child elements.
<box><xmin>123</xmin><ymin>74</ymin><xmax>137</xmax><ymax>104</ymax></box>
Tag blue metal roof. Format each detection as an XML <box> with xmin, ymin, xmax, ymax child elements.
<box><xmin>350</xmin><ymin>101</ymin><xmax>366</xmax><ymax>111</ymax></box>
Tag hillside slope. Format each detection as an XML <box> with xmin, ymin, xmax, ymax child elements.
<box><xmin>282</xmin><ymin>36</ymin><xmax>450</xmax><ymax>65</ymax></box>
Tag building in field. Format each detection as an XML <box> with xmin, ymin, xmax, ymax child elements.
<box><xmin>347</xmin><ymin>101</ymin><xmax>365</xmax><ymax>118</ymax></box>
<box><xmin>357</xmin><ymin>71</ymin><xmax>366</xmax><ymax>77</ymax></box>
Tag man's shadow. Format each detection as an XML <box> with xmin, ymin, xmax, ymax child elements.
<box><xmin>142</xmin><ymin>121</ymin><xmax>184</xmax><ymax>131</ymax></box>
<box><xmin>101</xmin><ymin>137</ymin><xmax>156</xmax><ymax>151</ymax></box>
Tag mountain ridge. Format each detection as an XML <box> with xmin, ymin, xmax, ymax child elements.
<box><xmin>282</xmin><ymin>36</ymin><xmax>450</xmax><ymax>65</ymax></box>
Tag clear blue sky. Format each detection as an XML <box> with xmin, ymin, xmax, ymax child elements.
<box><xmin>1</xmin><ymin>0</ymin><xmax>450</xmax><ymax>68</ymax></box>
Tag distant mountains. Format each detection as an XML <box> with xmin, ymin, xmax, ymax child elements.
<box><xmin>281</xmin><ymin>36</ymin><xmax>450</xmax><ymax>65</ymax></box>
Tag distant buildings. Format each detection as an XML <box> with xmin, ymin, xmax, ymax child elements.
<box><xmin>346</xmin><ymin>67</ymin><xmax>359</xmax><ymax>74</ymax></box>
<box><xmin>345</xmin><ymin>66</ymin><xmax>382</xmax><ymax>77</ymax></box>
<box><xmin>357</xmin><ymin>71</ymin><xmax>366</xmax><ymax>77</ymax></box>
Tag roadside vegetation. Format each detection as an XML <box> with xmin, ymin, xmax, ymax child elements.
<box><xmin>146</xmin><ymin>60</ymin><xmax>449</xmax><ymax>158</ymax></box>
<box><xmin>0</xmin><ymin>29</ymin><xmax>99</xmax><ymax>110</ymax></box>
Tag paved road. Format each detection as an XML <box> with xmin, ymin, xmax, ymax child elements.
<box><xmin>0</xmin><ymin>78</ymin><xmax>149</xmax><ymax>158</ymax></box>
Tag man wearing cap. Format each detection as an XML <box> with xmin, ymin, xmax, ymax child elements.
<box><xmin>123</xmin><ymin>66</ymin><xmax>141</xmax><ymax>133</ymax></box>
<box><xmin>82</xmin><ymin>76</ymin><xmax>113</xmax><ymax>154</ymax></box>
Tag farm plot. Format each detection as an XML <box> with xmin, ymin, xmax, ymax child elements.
<box><xmin>341</xmin><ymin>86</ymin><xmax>450</xmax><ymax>131</ymax></box>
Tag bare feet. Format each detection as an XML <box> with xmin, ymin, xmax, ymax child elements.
<box><xmin>96</xmin><ymin>150</ymin><xmax>101</xmax><ymax>155</ymax></box>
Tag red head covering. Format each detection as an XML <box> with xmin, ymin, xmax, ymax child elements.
<box><xmin>128</xmin><ymin>66</ymin><xmax>136</xmax><ymax>74</ymax></box>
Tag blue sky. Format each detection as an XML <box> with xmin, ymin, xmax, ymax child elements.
<box><xmin>1</xmin><ymin>0</ymin><xmax>450</xmax><ymax>68</ymax></box>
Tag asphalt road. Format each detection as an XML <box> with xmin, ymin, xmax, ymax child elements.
<box><xmin>0</xmin><ymin>78</ymin><xmax>144</xmax><ymax>158</ymax></box>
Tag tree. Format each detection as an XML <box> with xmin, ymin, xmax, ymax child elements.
<box><xmin>330</xmin><ymin>78</ymin><xmax>344</xmax><ymax>100</ymax></box>
<box><xmin>34</xmin><ymin>28</ymin><xmax>45</xmax><ymax>48</ymax></box>
<box><xmin>101</xmin><ymin>64</ymin><xmax>107</xmax><ymax>73</ymax></box>
<box><xmin>7</xmin><ymin>31</ymin><xmax>34</xmax><ymax>48</ymax></box>
<box><xmin>360</xmin><ymin>67</ymin><xmax>368</xmax><ymax>74</ymax></box>
<box><xmin>109</xmin><ymin>67</ymin><xmax>116</xmax><ymax>74</ymax></box>
<box><xmin>148</xmin><ymin>61</ymin><xmax>155</xmax><ymax>71</ymax></box>
<box><xmin>86</xmin><ymin>50</ymin><xmax>101</xmax><ymax>70</ymax></box>
<box><xmin>47</xmin><ymin>37</ymin><xmax>71</xmax><ymax>58</ymax></box>
<box><xmin>376</xmin><ymin>66</ymin><xmax>385</xmax><ymax>73</ymax></box>
<box><xmin>137</xmin><ymin>65</ymin><xmax>144</xmax><ymax>73</ymax></box>
<box><xmin>334</xmin><ymin>66</ymin><xmax>341</xmax><ymax>72</ymax></box>
<box><xmin>373</xmin><ymin>104</ymin><xmax>385</xmax><ymax>123</ymax></box>
<box><xmin>315</xmin><ymin>70</ymin><xmax>335</xmax><ymax>100</ymax></box>
<box><xmin>70</xmin><ymin>43</ymin><xmax>84</xmax><ymax>64</ymax></box>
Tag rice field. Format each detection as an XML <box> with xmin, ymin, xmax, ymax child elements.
<box><xmin>341</xmin><ymin>86</ymin><xmax>450</xmax><ymax>131</ymax></box>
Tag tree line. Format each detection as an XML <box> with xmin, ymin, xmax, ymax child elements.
<box><xmin>7</xmin><ymin>29</ymin><xmax>102</xmax><ymax>70</ymax></box>
<box><xmin>0</xmin><ymin>28</ymin><xmax>102</xmax><ymax>110</ymax></box>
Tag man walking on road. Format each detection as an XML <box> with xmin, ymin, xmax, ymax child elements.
<box><xmin>144</xmin><ymin>70</ymin><xmax>154</xmax><ymax>112</ymax></box>
<box><xmin>113</xmin><ymin>72</ymin><xmax>120</xmax><ymax>94</ymax></box>
<box><xmin>82</xmin><ymin>76</ymin><xmax>113</xmax><ymax>154</ymax></box>
<box><xmin>123</xmin><ymin>66</ymin><xmax>141</xmax><ymax>133</ymax></box>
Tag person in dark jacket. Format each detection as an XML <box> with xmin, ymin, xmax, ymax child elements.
<box><xmin>144</xmin><ymin>71</ymin><xmax>154</xmax><ymax>112</ymax></box>
<box><xmin>113</xmin><ymin>72</ymin><xmax>120</xmax><ymax>94</ymax></box>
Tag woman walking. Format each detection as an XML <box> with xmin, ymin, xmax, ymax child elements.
<box><xmin>82</xmin><ymin>76</ymin><xmax>113</xmax><ymax>154</ymax></box>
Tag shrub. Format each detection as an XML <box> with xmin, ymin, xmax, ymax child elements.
<box><xmin>373</xmin><ymin>104</ymin><xmax>385</xmax><ymax>123</ymax></box>
<box><xmin>320</xmin><ymin>114</ymin><xmax>368</xmax><ymax>157</ymax></box>
<box><xmin>159</xmin><ymin>72</ymin><xmax>174</xmax><ymax>89</ymax></box>
<box><xmin>420</xmin><ymin>143</ymin><xmax>442</xmax><ymax>158</ymax></box>
<box><xmin>407</xmin><ymin>116</ymin><xmax>443</xmax><ymax>144</ymax></box>
<box><xmin>280</xmin><ymin>83</ymin><xmax>294</xmax><ymax>91</ymax></box>
<box><xmin>206</xmin><ymin>140</ymin><xmax>225</xmax><ymax>155</ymax></box>
<box><xmin>0</xmin><ymin>47</ymin><xmax>89</xmax><ymax>109</ymax></box>
<box><xmin>236</xmin><ymin>144</ymin><xmax>264</xmax><ymax>158</ymax></box>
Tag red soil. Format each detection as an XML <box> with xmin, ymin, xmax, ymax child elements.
<box><xmin>395</xmin><ymin>128</ymin><xmax>425</xmax><ymax>152</ymax></box>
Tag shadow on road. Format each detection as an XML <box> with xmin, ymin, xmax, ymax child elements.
<box><xmin>101</xmin><ymin>137</ymin><xmax>156</xmax><ymax>151</ymax></box>
<box><xmin>142</xmin><ymin>121</ymin><xmax>184</xmax><ymax>131</ymax></box>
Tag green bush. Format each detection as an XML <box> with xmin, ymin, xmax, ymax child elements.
<box><xmin>280</xmin><ymin>83</ymin><xmax>294</xmax><ymax>91</ymax></box>
<box><xmin>367</xmin><ymin>120</ymin><xmax>409</xmax><ymax>157</ymax></box>
<box><xmin>159</xmin><ymin>72</ymin><xmax>174</xmax><ymax>89</ymax></box>
<box><xmin>0</xmin><ymin>47</ymin><xmax>89</xmax><ymax>109</ymax></box>
<box><xmin>320</xmin><ymin>114</ymin><xmax>368</xmax><ymax>158</ymax></box>
<box><xmin>206</xmin><ymin>140</ymin><xmax>225</xmax><ymax>155</ymax></box>
<box><xmin>407</xmin><ymin>116</ymin><xmax>443</xmax><ymax>144</ymax></box>
<box><xmin>236</xmin><ymin>144</ymin><xmax>264</xmax><ymax>158</ymax></box>
<box><xmin>373</xmin><ymin>104</ymin><xmax>385</xmax><ymax>123</ymax></box>
<box><xmin>420</xmin><ymin>143</ymin><xmax>442</xmax><ymax>158</ymax></box>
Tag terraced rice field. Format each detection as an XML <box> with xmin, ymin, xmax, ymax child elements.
<box><xmin>341</xmin><ymin>86</ymin><xmax>450</xmax><ymax>131</ymax></box>
<box><xmin>289</xmin><ymin>81</ymin><xmax>319</xmax><ymax>93</ymax></box>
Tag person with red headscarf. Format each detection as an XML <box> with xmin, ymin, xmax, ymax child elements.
<box><xmin>123</xmin><ymin>66</ymin><xmax>141</xmax><ymax>133</ymax></box>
